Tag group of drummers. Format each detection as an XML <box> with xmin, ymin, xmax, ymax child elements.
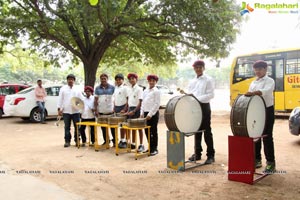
<box><xmin>54</xmin><ymin>59</ymin><xmax>276</xmax><ymax>173</ymax></box>
<box><xmin>57</xmin><ymin>73</ymin><xmax>160</xmax><ymax>156</ymax></box>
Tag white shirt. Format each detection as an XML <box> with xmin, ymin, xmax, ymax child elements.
<box><xmin>127</xmin><ymin>84</ymin><xmax>143</xmax><ymax>107</ymax></box>
<box><xmin>57</xmin><ymin>85</ymin><xmax>84</xmax><ymax>114</ymax></box>
<box><xmin>81</xmin><ymin>96</ymin><xmax>95</xmax><ymax>119</ymax></box>
<box><xmin>113</xmin><ymin>83</ymin><xmax>128</xmax><ymax>106</ymax></box>
<box><xmin>249</xmin><ymin>75</ymin><xmax>274</xmax><ymax>107</ymax></box>
<box><xmin>188</xmin><ymin>74</ymin><xmax>214</xmax><ymax>103</ymax></box>
<box><xmin>141</xmin><ymin>86</ymin><xmax>160</xmax><ymax>117</ymax></box>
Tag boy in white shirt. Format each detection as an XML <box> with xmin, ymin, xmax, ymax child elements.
<box><xmin>113</xmin><ymin>74</ymin><xmax>128</xmax><ymax>148</ymax></box>
<box><xmin>126</xmin><ymin>73</ymin><xmax>144</xmax><ymax>152</ymax></box>
<box><xmin>79</xmin><ymin>86</ymin><xmax>95</xmax><ymax>147</ymax></box>
<box><xmin>140</xmin><ymin>74</ymin><xmax>160</xmax><ymax>155</ymax></box>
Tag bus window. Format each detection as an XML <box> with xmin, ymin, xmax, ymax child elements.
<box><xmin>286</xmin><ymin>58</ymin><xmax>300</xmax><ymax>74</ymax></box>
<box><xmin>233</xmin><ymin>61</ymin><xmax>254</xmax><ymax>83</ymax></box>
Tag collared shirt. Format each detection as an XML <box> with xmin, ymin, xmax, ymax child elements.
<box><xmin>127</xmin><ymin>84</ymin><xmax>143</xmax><ymax>107</ymax></box>
<box><xmin>249</xmin><ymin>75</ymin><xmax>274</xmax><ymax>107</ymax></box>
<box><xmin>188</xmin><ymin>74</ymin><xmax>214</xmax><ymax>103</ymax></box>
<box><xmin>57</xmin><ymin>85</ymin><xmax>84</xmax><ymax>114</ymax></box>
<box><xmin>113</xmin><ymin>83</ymin><xmax>128</xmax><ymax>106</ymax></box>
<box><xmin>141</xmin><ymin>86</ymin><xmax>160</xmax><ymax>117</ymax></box>
<box><xmin>94</xmin><ymin>83</ymin><xmax>115</xmax><ymax>113</ymax></box>
<box><xmin>82</xmin><ymin>95</ymin><xmax>95</xmax><ymax>119</ymax></box>
<box><xmin>35</xmin><ymin>86</ymin><xmax>47</xmax><ymax>102</ymax></box>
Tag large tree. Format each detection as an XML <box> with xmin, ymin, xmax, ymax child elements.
<box><xmin>0</xmin><ymin>0</ymin><xmax>241</xmax><ymax>86</ymax></box>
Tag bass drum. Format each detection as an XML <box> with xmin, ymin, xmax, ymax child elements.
<box><xmin>164</xmin><ymin>95</ymin><xmax>202</xmax><ymax>133</ymax></box>
<box><xmin>230</xmin><ymin>95</ymin><xmax>266</xmax><ymax>138</ymax></box>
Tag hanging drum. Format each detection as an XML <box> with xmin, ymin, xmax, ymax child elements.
<box><xmin>164</xmin><ymin>95</ymin><xmax>202</xmax><ymax>133</ymax></box>
<box><xmin>230</xmin><ymin>95</ymin><xmax>266</xmax><ymax>138</ymax></box>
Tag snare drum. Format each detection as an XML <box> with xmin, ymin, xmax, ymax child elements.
<box><xmin>230</xmin><ymin>95</ymin><xmax>266</xmax><ymax>138</ymax></box>
<box><xmin>164</xmin><ymin>95</ymin><xmax>202</xmax><ymax>133</ymax></box>
<box><xmin>108</xmin><ymin>115</ymin><xmax>127</xmax><ymax>125</ymax></box>
<box><xmin>127</xmin><ymin>118</ymin><xmax>147</xmax><ymax>128</ymax></box>
<box><xmin>97</xmin><ymin>114</ymin><xmax>112</xmax><ymax>124</ymax></box>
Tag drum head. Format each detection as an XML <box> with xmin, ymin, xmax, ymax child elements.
<box><xmin>246</xmin><ymin>95</ymin><xmax>266</xmax><ymax>138</ymax></box>
<box><xmin>173</xmin><ymin>95</ymin><xmax>202</xmax><ymax>133</ymax></box>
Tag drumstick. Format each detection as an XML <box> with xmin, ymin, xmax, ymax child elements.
<box><xmin>177</xmin><ymin>88</ymin><xmax>187</xmax><ymax>95</ymax></box>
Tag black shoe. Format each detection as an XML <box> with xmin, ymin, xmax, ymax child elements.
<box><xmin>118</xmin><ymin>141</ymin><xmax>127</xmax><ymax>149</ymax></box>
<box><xmin>188</xmin><ymin>154</ymin><xmax>201</xmax><ymax>161</ymax></box>
<box><xmin>131</xmin><ymin>144</ymin><xmax>136</xmax><ymax>149</ymax></box>
<box><xmin>204</xmin><ymin>157</ymin><xmax>215</xmax><ymax>164</ymax></box>
<box><xmin>150</xmin><ymin>150</ymin><xmax>158</xmax><ymax>156</ymax></box>
<box><xmin>64</xmin><ymin>142</ymin><xmax>70</xmax><ymax>148</ymax></box>
<box><xmin>81</xmin><ymin>143</ymin><xmax>86</xmax><ymax>147</ymax></box>
<box><xmin>264</xmin><ymin>161</ymin><xmax>276</xmax><ymax>174</ymax></box>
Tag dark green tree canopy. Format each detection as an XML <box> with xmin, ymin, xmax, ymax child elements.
<box><xmin>0</xmin><ymin>0</ymin><xmax>241</xmax><ymax>86</ymax></box>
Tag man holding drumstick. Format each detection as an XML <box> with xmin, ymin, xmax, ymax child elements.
<box><xmin>245</xmin><ymin>60</ymin><xmax>276</xmax><ymax>173</ymax></box>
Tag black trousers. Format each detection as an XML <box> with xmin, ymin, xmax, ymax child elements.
<box><xmin>255</xmin><ymin>106</ymin><xmax>275</xmax><ymax>162</ymax></box>
<box><xmin>99</xmin><ymin>113</ymin><xmax>116</xmax><ymax>144</ymax></box>
<box><xmin>79</xmin><ymin>118</ymin><xmax>95</xmax><ymax>143</ymax></box>
<box><xmin>144</xmin><ymin>111</ymin><xmax>159</xmax><ymax>151</ymax></box>
<box><xmin>195</xmin><ymin>103</ymin><xmax>215</xmax><ymax>158</ymax></box>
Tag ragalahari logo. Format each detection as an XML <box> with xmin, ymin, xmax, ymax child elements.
<box><xmin>240</xmin><ymin>2</ymin><xmax>254</xmax><ymax>16</ymax></box>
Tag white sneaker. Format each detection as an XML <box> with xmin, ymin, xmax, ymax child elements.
<box><xmin>137</xmin><ymin>144</ymin><xmax>145</xmax><ymax>152</ymax></box>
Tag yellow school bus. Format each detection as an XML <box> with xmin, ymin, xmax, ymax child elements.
<box><xmin>230</xmin><ymin>48</ymin><xmax>300</xmax><ymax>113</ymax></box>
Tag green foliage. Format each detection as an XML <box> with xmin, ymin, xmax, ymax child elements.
<box><xmin>0</xmin><ymin>0</ymin><xmax>242</xmax><ymax>86</ymax></box>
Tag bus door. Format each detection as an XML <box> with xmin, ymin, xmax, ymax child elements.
<box><xmin>265</xmin><ymin>59</ymin><xmax>284</xmax><ymax>111</ymax></box>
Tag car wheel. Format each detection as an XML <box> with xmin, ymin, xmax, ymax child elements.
<box><xmin>0</xmin><ymin>109</ymin><xmax>3</xmax><ymax>118</ymax></box>
<box><xmin>30</xmin><ymin>107</ymin><xmax>41</xmax><ymax>123</ymax></box>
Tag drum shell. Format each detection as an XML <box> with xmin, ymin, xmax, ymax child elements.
<box><xmin>108</xmin><ymin>116</ymin><xmax>127</xmax><ymax>125</ymax></box>
<box><xmin>127</xmin><ymin>118</ymin><xmax>147</xmax><ymax>128</ymax></box>
<box><xmin>164</xmin><ymin>95</ymin><xmax>202</xmax><ymax>133</ymax></box>
<box><xmin>230</xmin><ymin>95</ymin><xmax>266</xmax><ymax>138</ymax></box>
<box><xmin>164</xmin><ymin>96</ymin><xmax>181</xmax><ymax>131</ymax></box>
<box><xmin>97</xmin><ymin>115</ymin><xmax>112</xmax><ymax>124</ymax></box>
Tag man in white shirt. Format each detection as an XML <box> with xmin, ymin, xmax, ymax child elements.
<box><xmin>188</xmin><ymin>60</ymin><xmax>215</xmax><ymax>164</ymax></box>
<box><xmin>57</xmin><ymin>74</ymin><xmax>84</xmax><ymax>148</ymax></box>
<box><xmin>140</xmin><ymin>74</ymin><xmax>160</xmax><ymax>156</ymax></box>
<box><xmin>245</xmin><ymin>60</ymin><xmax>276</xmax><ymax>173</ymax></box>
<box><xmin>79</xmin><ymin>86</ymin><xmax>95</xmax><ymax>147</ymax></box>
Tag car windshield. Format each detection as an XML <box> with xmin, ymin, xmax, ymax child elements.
<box><xmin>17</xmin><ymin>87</ymin><xmax>34</xmax><ymax>94</ymax></box>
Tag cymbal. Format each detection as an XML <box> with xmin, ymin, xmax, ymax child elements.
<box><xmin>71</xmin><ymin>97</ymin><xmax>84</xmax><ymax>111</ymax></box>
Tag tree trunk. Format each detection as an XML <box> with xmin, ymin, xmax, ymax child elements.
<box><xmin>83</xmin><ymin>61</ymin><xmax>98</xmax><ymax>87</ymax></box>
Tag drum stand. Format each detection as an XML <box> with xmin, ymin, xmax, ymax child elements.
<box><xmin>167</xmin><ymin>130</ymin><xmax>206</xmax><ymax>171</ymax></box>
<box><xmin>228</xmin><ymin>135</ymin><xmax>269</xmax><ymax>184</ymax></box>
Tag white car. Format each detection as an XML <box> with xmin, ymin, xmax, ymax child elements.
<box><xmin>156</xmin><ymin>85</ymin><xmax>177</xmax><ymax>108</ymax></box>
<box><xmin>4</xmin><ymin>85</ymin><xmax>62</xmax><ymax>122</ymax></box>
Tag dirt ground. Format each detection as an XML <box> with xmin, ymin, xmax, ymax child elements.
<box><xmin>1</xmin><ymin>107</ymin><xmax>300</xmax><ymax>200</ymax></box>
